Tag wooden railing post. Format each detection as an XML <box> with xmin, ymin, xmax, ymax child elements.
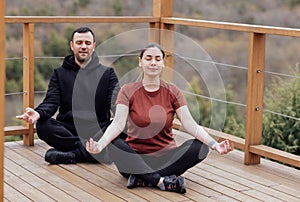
<box><xmin>0</xmin><ymin>0</ymin><xmax>5</xmax><ymax>200</ymax></box>
<box><xmin>152</xmin><ymin>0</ymin><xmax>174</xmax><ymax>82</ymax></box>
<box><xmin>244</xmin><ymin>32</ymin><xmax>266</xmax><ymax>165</ymax></box>
<box><xmin>23</xmin><ymin>23</ymin><xmax>35</xmax><ymax>146</ymax></box>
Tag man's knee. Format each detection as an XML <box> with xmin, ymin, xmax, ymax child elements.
<box><xmin>36</xmin><ymin>119</ymin><xmax>53</xmax><ymax>140</ymax></box>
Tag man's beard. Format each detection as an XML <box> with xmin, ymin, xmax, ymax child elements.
<box><xmin>76</xmin><ymin>53</ymin><xmax>91</xmax><ymax>65</ymax></box>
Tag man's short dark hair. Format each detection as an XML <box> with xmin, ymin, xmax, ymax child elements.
<box><xmin>71</xmin><ymin>27</ymin><xmax>95</xmax><ymax>42</ymax></box>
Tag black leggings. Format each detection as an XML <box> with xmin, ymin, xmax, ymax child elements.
<box><xmin>109</xmin><ymin>137</ymin><xmax>209</xmax><ymax>185</ymax></box>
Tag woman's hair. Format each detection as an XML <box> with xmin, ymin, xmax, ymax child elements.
<box><xmin>137</xmin><ymin>43</ymin><xmax>165</xmax><ymax>81</ymax></box>
<box><xmin>139</xmin><ymin>43</ymin><xmax>165</xmax><ymax>59</ymax></box>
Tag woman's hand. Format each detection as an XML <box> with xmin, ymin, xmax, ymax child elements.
<box><xmin>16</xmin><ymin>107</ymin><xmax>40</xmax><ymax>124</ymax></box>
<box><xmin>212</xmin><ymin>139</ymin><xmax>234</xmax><ymax>155</ymax></box>
<box><xmin>86</xmin><ymin>138</ymin><xmax>102</xmax><ymax>154</ymax></box>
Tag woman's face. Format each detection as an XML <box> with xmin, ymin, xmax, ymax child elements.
<box><xmin>139</xmin><ymin>47</ymin><xmax>164</xmax><ymax>78</ymax></box>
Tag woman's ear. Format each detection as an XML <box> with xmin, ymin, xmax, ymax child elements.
<box><xmin>138</xmin><ymin>57</ymin><xmax>142</xmax><ymax>67</ymax></box>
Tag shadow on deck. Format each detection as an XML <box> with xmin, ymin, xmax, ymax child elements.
<box><xmin>4</xmin><ymin>130</ymin><xmax>300</xmax><ymax>202</ymax></box>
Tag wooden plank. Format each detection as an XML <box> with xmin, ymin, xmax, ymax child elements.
<box><xmin>5</xmin><ymin>157</ymin><xmax>77</xmax><ymax>201</ymax></box>
<box><xmin>5</xmin><ymin>16</ymin><xmax>160</xmax><ymax>23</ymax></box>
<box><xmin>161</xmin><ymin>17</ymin><xmax>300</xmax><ymax>37</ymax></box>
<box><xmin>185</xmin><ymin>169</ymin><xmax>260</xmax><ymax>202</ymax></box>
<box><xmin>36</xmin><ymin>140</ymin><xmax>192</xmax><ymax>202</ymax></box>
<box><xmin>4</xmin><ymin>169</ymin><xmax>55</xmax><ymax>201</ymax></box>
<box><xmin>244</xmin><ymin>32</ymin><xmax>266</xmax><ymax>165</ymax></box>
<box><xmin>4</xmin><ymin>139</ymin><xmax>300</xmax><ymax>202</ymax></box>
<box><xmin>221</xmin><ymin>147</ymin><xmax>300</xmax><ymax>189</ymax></box>
<box><xmin>5</xmin><ymin>143</ymin><xmax>103</xmax><ymax>201</ymax></box>
<box><xmin>0</xmin><ymin>0</ymin><xmax>5</xmax><ymax>200</ymax></box>
<box><xmin>173</xmin><ymin>131</ymin><xmax>297</xmax><ymax>201</ymax></box>
<box><xmin>4</xmin><ymin>126</ymin><xmax>30</xmax><ymax>136</ymax></box>
<box><xmin>85</xmin><ymin>164</ymin><xmax>199</xmax><ymax>202</ymax></box>
<box><xmin>205</xmin><ymin>151</ymin><xmax>300</xmax><ymax>201</ymax></box>
<box><xmin>241</xmin><ymin>189</ymin><xmax>284</xmax><ymax>202</ymax></box>
<box><xmin>37</xmin><ymin>139</ymin><xmax>231</xmax><ymax>201</ymax></box>
<box><xmin>249</xmin><ymin>144</ymin><xmax>300</xmax><ymax>168</ymax></box>
<box><xmin>7</xmin><ymin>142</ymin><xmax>122</xmax><ymax>202</ymax></box>
<box><xmin>4</xmin><ymin>183</ymin><xmax>32</xmax><ymax>202</ymax></box>
<box><xmin>196</xmin><ymin>163</ymin><xmax>300</xmax><ymax>201</ymax></box>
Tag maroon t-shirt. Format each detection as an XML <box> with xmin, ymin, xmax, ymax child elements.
<box><xmin>116</xmin><ymin>80</ymin><xmax>187</xmax><ymax>156</ymax></box>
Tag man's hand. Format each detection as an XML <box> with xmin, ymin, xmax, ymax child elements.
<box><xmin>212</xmin><ymin>139</ymin><xmax>234</xmax><ymax>155</ymax></box>
<box><xmin>16</xmin><ymin>107</ymin><xmax>40</xmax><ymax>124</ymax></box>
<box><xmin>86</xmin><ymin>138</ymin><xmax>102</xmax><ymax>154</ymax></box>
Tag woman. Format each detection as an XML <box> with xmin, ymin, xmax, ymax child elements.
<box><xmin>86</xmin><ymin>43</ymin><xmax>233</xmax><ymax>194</ymax></box>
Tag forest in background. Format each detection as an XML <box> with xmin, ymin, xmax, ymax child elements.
<box><xmin>4</xmin><ymin>0</ymin><xmax>300</xmax><ymax>156</ymax></box>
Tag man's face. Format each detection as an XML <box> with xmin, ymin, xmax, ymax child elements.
<box><xmin>70</xmin><ymin>31</ymin><xmax>96</xmax><ymax>67</ymax></box>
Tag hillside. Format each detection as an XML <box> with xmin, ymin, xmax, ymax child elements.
<box><xmin>4</xmin><ymin>0</ymin><xmax>300</xmax><ymax>97</ymax></box>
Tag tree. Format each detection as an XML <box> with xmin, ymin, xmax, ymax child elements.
<box><xmin>185</xmin><ymin>76</ymin><xmax>245</xmax><ymax>137</ymax></box>
<box><xmin>262</xmin><ymin>64</ymin><xmax>300</xmax><ymax>155</ymax></box>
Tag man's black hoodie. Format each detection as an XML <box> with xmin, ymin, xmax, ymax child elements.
<box><xmin>35</xmin><ymin>52</ymin><xmax>120</xmax><ymax>137</ymax></box>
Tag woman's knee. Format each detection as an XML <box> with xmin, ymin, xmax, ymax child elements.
<box><xmin>191</xmin><ymin>139</ymin><xmax>209</xmax><ymax>160</ymax></box>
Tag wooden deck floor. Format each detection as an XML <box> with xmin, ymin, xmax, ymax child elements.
<box><xmin>3</xmin><ymin>130</ymin><xmax>300</xmax><ymax>202</ymax></box>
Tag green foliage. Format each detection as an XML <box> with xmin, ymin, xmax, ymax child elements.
<box><xmin>34</xmin><ymin>69</ymin><xmax>47</xmax><ymax>91</ymax></box>
<box><xmin>185</xmin><ymin>76</ymin><xmax>211</xmax><ymax>127</ymax></box>
<box><xmin>6</xmin><ymin>59</ymin><xmax>23</xmax><ymax>93</ymax></box>
<box><xmin>262</xmin><ymin>64</ymin><xmax>300</xmax><ymax>155</ymax></box>
<box><xmin>113</xmin><ymin>0</ymin><xmax>123</xmax><ymax>15</ymax></box>
<box><xmin>42</xmin><ymin>32</ymin><xmax>69</xmax><ymax>57</ymax></box>
<box><xmin>289</xmin><ymin>0</ymin><xmax>300</xmax><ymax>8</ymax></box>
<box><xmin>185</xmin><ymin>76</ymin><xmax>245</xmax><ymax>138</ymax></box>
<box><xmin>6</xmin><ymin>58</ymin><xmax>48</xmax><ymax>93</ymax></box>
<box><xmin>5</xmin><ymin>135</ymin><xmax>23</xmax><ymax>142</ymax></box>
<box><xmin>113</xmin><ymin>55</ymin><xmax>138</xmax><ymax>79</ymax></box>
<box><xmin>223</xmin><ymin>85</ymin><xmax>245</xmax><ymax>138</ymax></box>
<box><xmin>6</xmin><ymin>79</ymin><xmax>21</xmax><ymax>93</ymax></box>
<box><xmin>72</xmin><ymin>0</ymin><xmax>91</xmax><ymax>13</ymax></box>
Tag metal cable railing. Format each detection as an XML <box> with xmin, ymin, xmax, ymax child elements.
<box><xmin>4</xmin><ymin>54</ymin><xmax>300</xmax><ymax>122</ymax></box>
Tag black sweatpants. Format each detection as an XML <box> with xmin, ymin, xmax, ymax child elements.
<box><xmin>36</xmin><ymin>118</ymin><xmax>111</xmax><ymax>163</ymax></box>
<box><xmin>109</xmin><ymin>137</ymin><xmax>209</xmax><ymax>185</ymax></box>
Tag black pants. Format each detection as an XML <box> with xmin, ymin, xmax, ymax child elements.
<box><xmin>109</xmin><ymin>137</ymin><xmax>209</xmax><ymax>185</ymax></box>
<box><xmin>36</xmin><ymin>118</ymin><xmax>111</xmax><ymax>163</ymax></box>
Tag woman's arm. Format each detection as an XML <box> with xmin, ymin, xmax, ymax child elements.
<box><xmin>176</xmin><ymin>105</ymin><xmax>233</xmax><ymax>154</ymax></box>
<box><xmin>86</xmin><ymin>104</ymin><xmax>128</xmax><ymax>154</ymax></box>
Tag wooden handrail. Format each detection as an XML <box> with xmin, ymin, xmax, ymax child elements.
<box><xmin>0</xmin><ymin>0</ymin><xmax>5</xmax><ymax>199</ymax></box>
<box><xmin>161</xmin><ymin>17</ymin><xmax>300</xmax><ymax>36</ymax></box>
<box><xmin>5</xmin><ymin>16</ymin><xmax>160</xmax><ymax>23</ymax></box>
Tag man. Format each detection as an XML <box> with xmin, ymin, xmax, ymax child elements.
<box><xmin>16</xmin><ymin>27</ymin><xmax>120</xmax><ymax>164</ymax></box>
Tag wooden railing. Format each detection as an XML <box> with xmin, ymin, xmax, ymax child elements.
<box><xmin>0</xmin><ymin>1</ymin><xmax>5</xmax><ymax>200</ymax></box>
<box><xmin>1</xmin><ymin>4</ymin><xmax>300</xmax><ymax>197</ymax></box>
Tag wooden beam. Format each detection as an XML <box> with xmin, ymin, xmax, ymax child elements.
<box><xmin>153</xmin><ymin>0</ymin><xmax>174</xmax><ymax>82</ymax></box>
<box><xmin>244</xmin><ymin>33</ymin><xmax>266</xmax><ymax>165</ymax></box>
<box><xmin>4</xmin><ymin>126</ymin><xmax>36</xmax><ymax>136</ymax></box>
<box><xmin>5</xmin><ymin>16</ymin><xmax>160</xmax><ymax>23</ymax></box>
<box><xmin>161</xmin><ymin>17</ymin><xmax>300</xmax><ymax>37</ymax></box>
<box><xmin>22</xmin><ymin>23</ymin><xmax>35</xmax><ymax>146</ymax></box>
<box><xmin>249</xmin><ymin>145</ymin><xmax>300</xmax><ymax>168</ymax></box>
<box><xmin>0</xmin><ymin>0</ymin><xmax>5</xmax><ymax>200</ymax></box>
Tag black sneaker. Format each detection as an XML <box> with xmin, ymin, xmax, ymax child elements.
<box><xmin>126</xmin><ymin>174</ymin><xmax>151</xmax><ymax>189</ymax></box>
<box><xmin>158</xmin><ymin>175</ymin><xmax>186</xmax><ymax>194</ymax></box>
<box><xmin>45</xmin><ymin>148</ymin><xmax>76</xmax><ymax>164</ymax></box>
